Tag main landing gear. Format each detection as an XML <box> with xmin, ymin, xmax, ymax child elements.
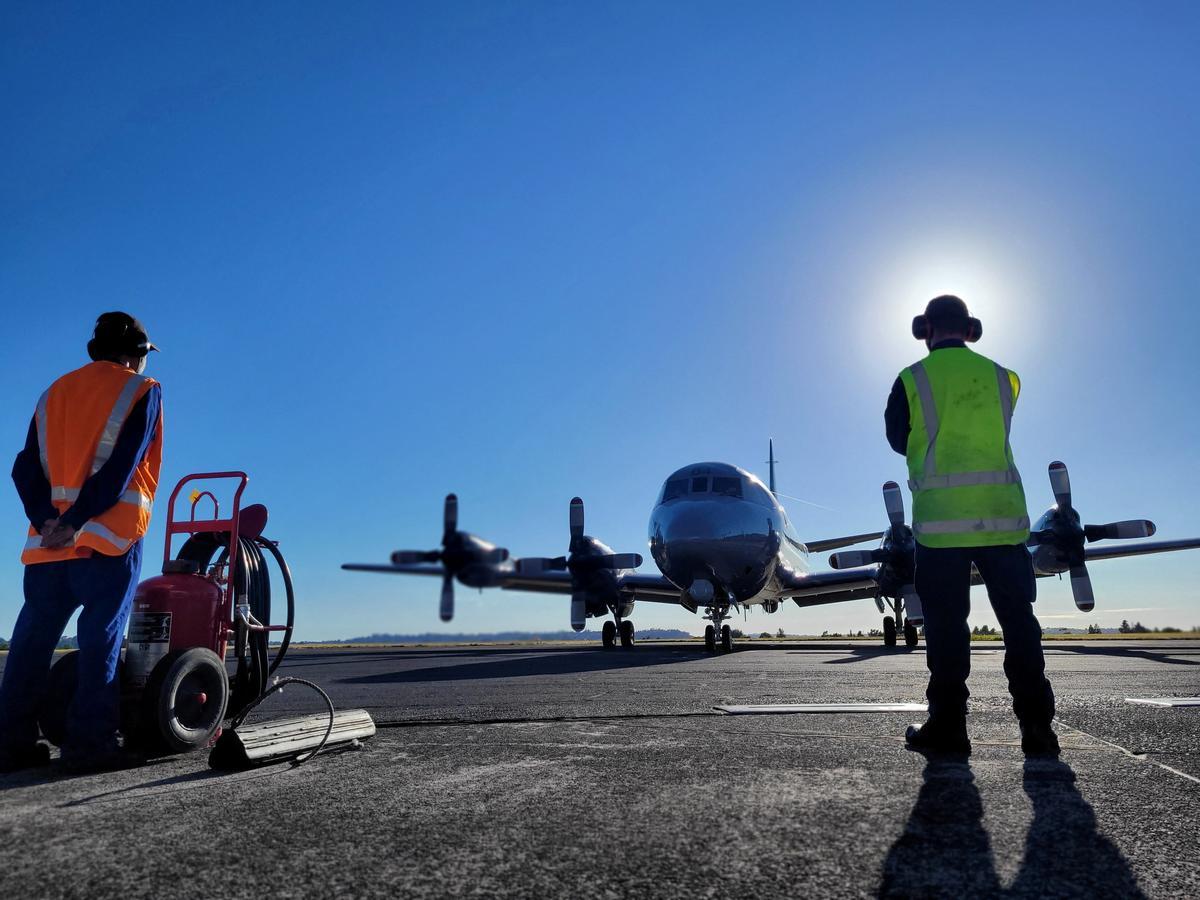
<box><xmin>602</xmin><ymin>618</ymin><xmax>635</xmax><ymax>650</ymax></box>
<box><xmin>702</xmin><ymin>608</ymin><xmax>735</xmax><ymax>653</ymax></box>
<box><xmin>881</xmin><ymin>607</ymin><xmax>920</xmax><ymax>649</ymax></box>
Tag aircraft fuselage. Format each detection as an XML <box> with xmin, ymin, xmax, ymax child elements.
<box><xmin>648</xmin><ymin>462</ymin><xmax>810</xmax><ymax>609</ymax></box>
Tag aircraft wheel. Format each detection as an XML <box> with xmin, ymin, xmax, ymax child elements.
<box><xmin>904</xmin><ymin>621</ymin><xmax>919</xmax><ymax>648</ymax></box>
<box><xmin>883</xmin><ymin>616</ymin><xmax>897</xmax><ymax>648</ymax></box>
<box><xmin>721</xmin><ymin>624</ymin><xmax>734</xmax><ymax>653</ymax></box>
<box><xmin>704</xmin><ymin>624</ymin><xmax>716</xmax><ymax>653</ymax></box>
<box><xmin>602</xmin><ymin>621</ymin><xmax>617</xmax><ymax>650</ymax></box>
<box><xmin>619</xmin><ymin>620</ymin><xmax>635</xmax><ymax>649</ymax></box>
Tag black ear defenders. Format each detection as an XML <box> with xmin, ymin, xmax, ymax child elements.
<box><xmin>911</xmin><ymin>315</ymin><xmax>983</xmax><ymax>343</ymax></box>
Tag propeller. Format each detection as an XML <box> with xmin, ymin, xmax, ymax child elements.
<box><xmin>829</xmin><ymin>481</ymin><xmax>923</xmax><ymax>624</ymax></box>
<box><xmin>516</xmin><ymin>497</ymin><xmax>642</xmax><ymax>631</ymax></box>
<box><xmin>389</xmin><ymin>494</ymin><xmax>509</xmax><ymax>622</ymax></box>
<box><xmin>1029</xmin><ymin>461</ymin><xmax>1155</xmax><ymax>613</ymax></box>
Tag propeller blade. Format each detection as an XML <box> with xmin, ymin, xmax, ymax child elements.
<box><xmin>1048</xmin><ymin>461</ymin><xmax>1072</xmax><ymax>509</ymax></box>
<box><xmin>443</xmin><ymin>493</ymin><xmax>458</xmax><ymax>537</ymax></box>
<box><xmin>570</xmin><ymin>591</ymin><xmax>587</xmax><ymax>632</ymax></box>
<box><xmin>596</xmin><ymin>553</ymin><xmax>642</xmax><ymax>570</ymax></box>
<box><xmin>829</xmin><ymin>549</ymin><xmax>885</xmax><ymax>569</ymax></box>
<box><xmin>569</xmin><ymin>497</ymin><xmax>585</xmax><ymax>541</ymax></box>
<box><xmin>902</xmin><ymin>585</ymin><xmax>923</xmax><ymax>626</ymax></box>
<box><xmin>1084</xmin><ymin>520</ymin><xmax>1156</xmax><ymax>542</ymax></box>
<box><xmin>391</xmin><ymin>550</ymin><xmax>440</xmax><ymax>565</ymax></box>
<box><xmin>883</xmin><ymin>481</ymin><xmax>905</xmax><ymax>527</ymax></box>
<box><xmin>517</xmin><ymin>556</ymin><xmax>568</xmax><ymax>575</ymax></box>
<box><xmin>1069</xmin><ymin>563</ymin><xmax>1094</xmax><ymax>612</ymax></box>
<box><xmin>439</xmin><ymin>574</ymin><xmax>455</xmax><ymax>621</ymax></box>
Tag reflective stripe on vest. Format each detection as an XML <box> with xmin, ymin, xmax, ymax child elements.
<box><xmin>914</xmin><ymin>516</ymin><xmax>1031</xmax><ymax>536</ymax></box>
<box><xmin>906</xmin><ymin>360</ymin><xmax>1020</xmax><ymax>495</ymax></box>
<box><xmin>49</xmin><ymin>485</ymin><xmax>153</xmax><ymax>513</ymax></box>
<box><xmin>91</xmin><ymin>374</ymin><xmax>151</xmax><ymax>475</ymax></box>
<box><xmin>23</xmin><ymin>519</ymin><xmax>134</xmax><ymax>554</ymax></box>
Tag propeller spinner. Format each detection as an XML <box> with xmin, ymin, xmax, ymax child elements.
<box><xmin>389</xmin><ymin>493</ymin><xmax>509</xmax><ymax>622</ymax></box>
<box><xmin>517</xmin><ymin>497</ymin><xmax>642</xmax><ymax>631</ymax></box>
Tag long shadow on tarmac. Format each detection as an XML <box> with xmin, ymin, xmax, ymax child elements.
<box><xmin>880</xmin><ymin>755</ymin><xmax>1144</xmax><ymax>899</ymax></box>
<box><xmin>340</xmin><ymin>647</ymin><xmax>699</xmax><ymax>684</ymax></box>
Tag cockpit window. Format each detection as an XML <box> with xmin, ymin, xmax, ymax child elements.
<box><xmin>711</xmin><ymin>476</ymin><xmax>742</xmax><ymax>498</ymax></box>
<box><xmin>691</xmin><ymin>476</ymin><xmax>709</xmax><ymax>493</ymax></box>
<box><xmin>661</xmin><ymin>479</ymin><xmax>689</xmax><ymax>502</ymax></box>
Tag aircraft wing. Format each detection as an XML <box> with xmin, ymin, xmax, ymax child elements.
<box><xmin>342</xmin><ymin>563</ymin><xmax>446</xmax><ymax>576</ymax></box>
<box><xmin>802</xmin><ymin>532</ymin><xmax>885</xmax><ymax>553</ymax></box>
<box><xmin>1083</xmin><ymin>537</ymin><xmax>1200</xmax><ymax>562</ymax></box>
<box><xmin>343</xmin><ymin>561</ymin><xmax>686</xmax><ymax>604</ymax></box>
<box><xmin>500</xmin><ymin>569</ymin><xmax>682</xmax><ymax>602</ymax></box>
<box><xmin>777</xmin><ymin>566</ymin><xmax>882</xmax><ymax>607</ymax></box>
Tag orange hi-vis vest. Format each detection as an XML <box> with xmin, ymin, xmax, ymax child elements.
<box><xmin>21</xmin><ymin>361</ymin><xmax>163</xmax><ymax>565</ymax></box>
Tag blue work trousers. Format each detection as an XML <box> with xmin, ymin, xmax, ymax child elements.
<box><xmin>916</xmin><ymin>542</ymin><xmax>1055</xmax><ymax>726</ymax></box>
<box><xmin>0</xmin><ymin>543</ymin><xmax>141</xmax><ymax>756</ymax></box>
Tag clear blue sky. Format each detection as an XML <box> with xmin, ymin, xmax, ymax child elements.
<box><xmin>3</xmin><ymin>2</ymin><xmax>1198</xmax><ymax>640</ymax></box>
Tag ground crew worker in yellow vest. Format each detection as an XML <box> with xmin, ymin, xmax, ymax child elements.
<box><xmin>884</xmin><ymin>295</ymin><xmax>1058</xmax><ymax>756</ymax></box>
<box><xmin>0</xmin><ymin>312</ymin><xmax>163</xmax><ymax>774</ymax></box>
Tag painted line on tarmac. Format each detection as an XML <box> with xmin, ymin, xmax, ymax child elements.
<box><xmin>1055</xmin><ymin>718</ymin><xmax>1200</xmax><ymax>786</ymax></box>
<box><xmin>715</xmin><ymin>702</ymin><xmax>927</xmax><ymax>714</ymax></box>
<box><xmin>1125</xmin><ymin>697</ymin><xmax>1200</xmax><ymax>707</ymax></box>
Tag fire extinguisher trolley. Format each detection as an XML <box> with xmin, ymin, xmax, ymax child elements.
<box><xmin>40</xmin><ymin>472</ymin><xmax>296</xmax><ymax>753</ymax></box>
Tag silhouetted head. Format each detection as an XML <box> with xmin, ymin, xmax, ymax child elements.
<box><xmin>912</xmin><ymin>295</ymin><xmax>982</xmax><ymax>350</ymax></box>
<box><xmin>87</xmin><ymin>311</ymin><xmax>159</xmax><ymax>373</ymax></box>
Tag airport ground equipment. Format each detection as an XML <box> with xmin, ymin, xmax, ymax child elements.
<box><xmin>516</xmin><ymin>497</ymin><xmax>643</xmax><ymax>648</ymax></box>
<box><xmin>210</xmin><ymin>676</ymin><xmax>375</xmax><ymax>770</ymax></box>
<box><xmin>39</xmin><ymin>472</ymin><xmax>297</xmax><ymax>753</ymax></box>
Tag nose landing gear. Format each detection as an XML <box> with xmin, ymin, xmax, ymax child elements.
<box><xmin>702</xmin><ymin>607</ymin><xmax>734</xmax><ymax>653</ymax></box>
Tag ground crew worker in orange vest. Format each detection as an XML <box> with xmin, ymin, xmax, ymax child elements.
<box><xmin>885</xmin><ymin>295</ymin><xmax>1058</xmax><ymax>756</ymax></box>
<box><xmin>0</xmin><ymin>312</ymin><xmax>163</xmax><ymax>773</ymax></box>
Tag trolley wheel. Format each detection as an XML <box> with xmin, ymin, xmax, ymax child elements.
<box><xmin>619</xmin><ymin>620</ymin><xmax>635</xmax><ymax>649</ymax></box>
<box><xmin>602</xmin><ymin>620</ymin><xmax>617</xmax><ymax>650</ymax></box>
<box><xmin>37</xmin><ymin>651</ymin><xmax>80</xmax><ymax>747</ymax></box>
<box><xmin>883</xmin><ymin>616</ymin><xmax>897</xmax><ymax>648</ymax></box>
<box><xmin>150</xmin><ymin>648</ymin><xmax>230</xmax><ymax>753</ymax></box>
<box><xmin>704</xmin><ymin>624</ymin><xmax>716</xmax><ymax>653</ymax></box>
<box><xmin>721</xmin><ymin>624</ymin><xmax>734</xmax><ymax>653</ymax></box>
<box><xmin>904</xmin><ymin>621</ymin><xmax>920</xmax><ymax>648</ymax></box>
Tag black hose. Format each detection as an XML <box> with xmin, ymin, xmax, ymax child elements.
<box><xmin>227</xmin><ymin>676</ymin><xmax>336</xmax><ymax>766</ymax></box>
<box><xmin>175</xmin><ymin>530</ymin><xmax>296</xmax><ymax>716</ymax></box>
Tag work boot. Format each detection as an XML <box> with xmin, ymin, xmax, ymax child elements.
<box><xmin>904</xmin><ymin>719</ymin><xmax>971</xmax><ymax>755</ymax></box>
<box><xmin>1020</xmin><ymin>721</ymin><xmax>1061</xmax><ymax>757</ymax></box>
<box><xmin>0</xmin><ymin>742</ymin><xmax>51</xmax><ymax>774</ymax></box>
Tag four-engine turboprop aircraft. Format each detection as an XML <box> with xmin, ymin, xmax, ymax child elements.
<box><xmin>343</xmin><ymin>447</ymin><xmax>1200</xmax><ymax>652</ymax></box>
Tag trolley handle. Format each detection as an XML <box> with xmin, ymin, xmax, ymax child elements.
<box><xmin>162</xmin><ymin>472</ymin><xmax>250</xmax><ymax>569</ymax></box>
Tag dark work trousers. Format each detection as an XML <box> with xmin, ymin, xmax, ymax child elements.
<box><xmin>0</xmin><ymin>542</ymin><xmax>142</xmax><ymax>758</ymax></box>
<box><xmin>915</xmin><ymin>542</ymin><xmax>1055</xmax><ymax>726</ymax></box>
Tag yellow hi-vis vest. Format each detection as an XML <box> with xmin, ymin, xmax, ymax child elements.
<box><xmin>898</xmin><ymin>347</ymin><xmax>1030</xmax><ymax>548</ymax></box>
<box><xmin>21</xmin><ymin>361</ymin><xmax>163</xmax><ymax>564</ymax></box>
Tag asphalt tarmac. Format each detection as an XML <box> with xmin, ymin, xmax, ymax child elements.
<box><xmin>2</xmin><ymin>640</ymin><xmax>1198</xmax><ymax>899</ymax></box>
